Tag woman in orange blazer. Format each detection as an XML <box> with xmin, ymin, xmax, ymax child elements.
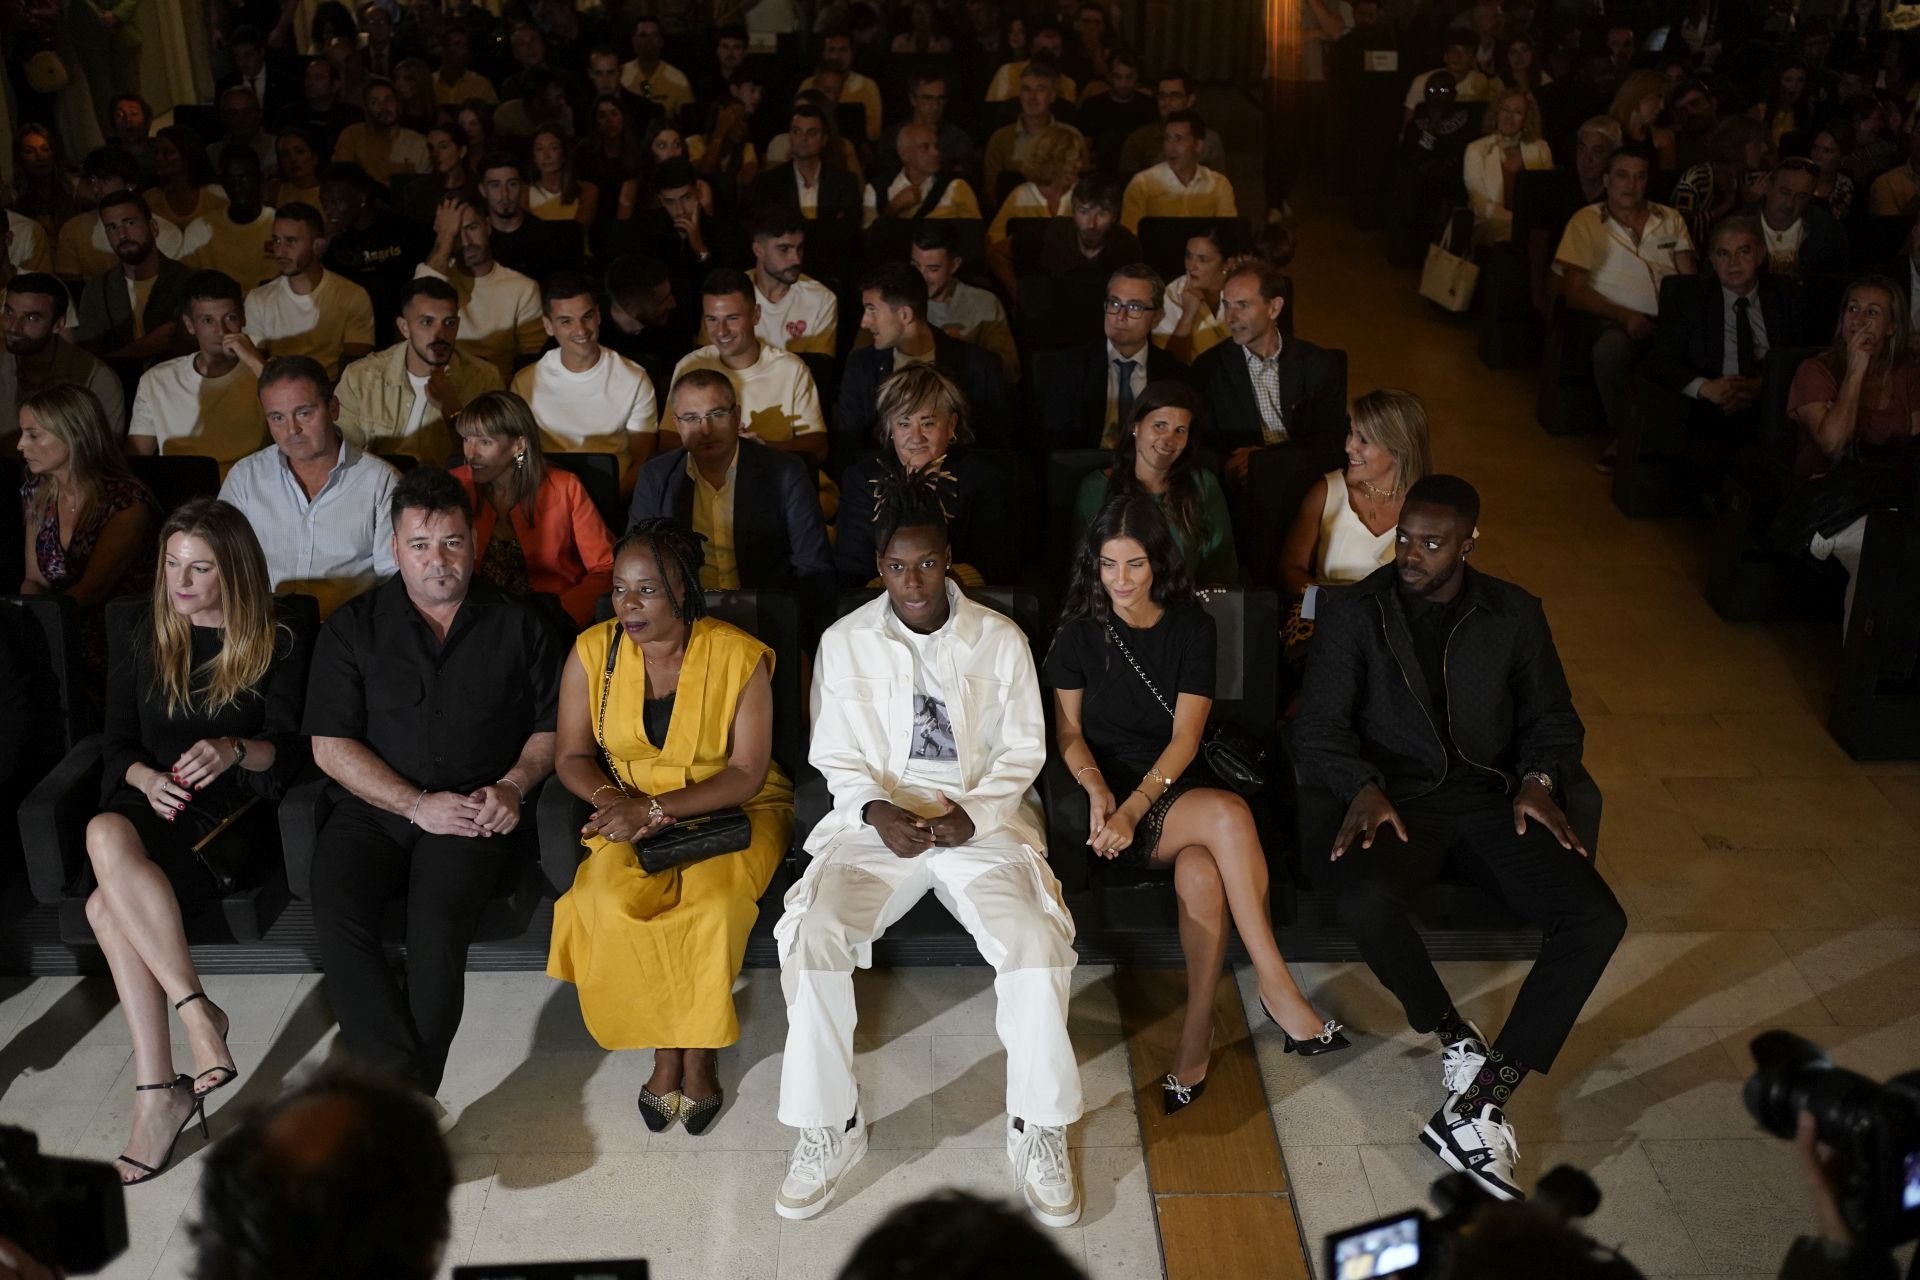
<box><xmin>451</xmin><ymin>392</ymin><xmax>616</xmax><ymax>629</ymax></box>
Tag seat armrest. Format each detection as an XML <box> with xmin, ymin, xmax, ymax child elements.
<box><xmin>1038</xmin><ymin>754</ymin><xmax>1090</xmax><ymax>893</ymax></box>
<box><xmin>19</xmin><ymin>735</ymin><xmax>106</xmax><ymax>903</ymax></box>
<box><xmin>278</xmin><ymin>767</ymin><xmax>334</xmax><ymax>901</ymax></box>
<box><xmin>537</xmin><ymin>779</ymin><xmax>591</xmax><ymax>896</ymax></box>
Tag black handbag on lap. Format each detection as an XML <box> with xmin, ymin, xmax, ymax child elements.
<box><xmin>594</xmin><ymin>630</ymin><xmax>752</xmax><ymax>875</ymax></box>
<box><xmin>1102</xmin><ymin>623</ymin><xmax>1273</xmax><ymax>798</ymax></box>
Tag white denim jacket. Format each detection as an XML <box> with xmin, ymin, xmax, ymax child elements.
<box><xmin>805</xmin><ymin>582</ymin><xmax>1048</xmax><ymax>855</ymax></box>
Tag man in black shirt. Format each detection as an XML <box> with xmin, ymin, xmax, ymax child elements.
<box><xmin>475</xmin><ymin>150</ymin><xmax>574</xmax><ymax>277</ymax></box>
<box><xmin>1293</xmin><ymin>475</ymin><xmax>1625</xmax><ymax>1205</ymax></box>
<box><xmin>319</xmin><ymin>163</ymin><xmax>431</xmax><ymax>330</ymax></box>
<box><xmin>304</xmin><ymin>466</ymin><xmax>561</xmax><ymax>1094</ymax></box>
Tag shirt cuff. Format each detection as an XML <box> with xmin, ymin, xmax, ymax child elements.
<box><xmin>1684</xmin><ymin>376</ymin><xmax>1705</xmax><ymax>398</ymax></box>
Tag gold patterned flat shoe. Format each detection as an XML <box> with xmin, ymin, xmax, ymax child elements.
<box><xmin>639</xmin><ymin>1087</ymin><xmax>682</xmax><ymax>1133</ymax></box>
<box><xmin>680</xmin><ymin>1088</ymin><xmax>724</xmax><ymax>1136</ymax></box>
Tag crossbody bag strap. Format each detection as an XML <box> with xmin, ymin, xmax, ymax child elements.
<box><xmin>1103</xmin><ymin>621</ymin><xmax>1176</xmax><ymax>721</ymax></box>
<box><xmin>596</xmin><ymin>632</ymin><xmax>631</xmax><ymax>798</ymax></box>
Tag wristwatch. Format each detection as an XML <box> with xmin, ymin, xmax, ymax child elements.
<box><xmin>229</xmin><ymin>737</ymin><xmax>248</xmax><ymax>766</ymax></box>
<box><xmin>1522</xmin><ymin>770</ymin><xmax>1553</xmax><ymax>792</ymax></box>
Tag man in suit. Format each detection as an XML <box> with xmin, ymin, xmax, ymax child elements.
<box><xmin>747</xmin><ymin>104</ymin><xmax>864</xmax><ymax>283</ymax></box>
<box><xmin>628</xmin><ymin>367</ymin><xmax>834</xmax><ymax>632</ymax></box>
<box><xmin>1192</xmin><ymin>260</ymin><xmax>1347</xmax><ymax>484</ymax></box>
<box><xmin>1642</xmin><ymin>215</ymin><xmax>1806</xmax><ymax>491</ymax></box>
<box><xmin>1041</xmin><ymin>263</ymin><xmax>1189</xmax><ymax>449</ymax></box>
<box><xmin>218</xmin><ymin>27</ymin><xmax>301</xmax><ymax>124</ymax></box>
<box><xmin>835</xmin><ymin>263</ymin><xmax>1011</xmax><ymax>459</ymax></box>
<box><xmin>1748</xmin><ymin>158</ymin><xmax>1849</xmax><ymax>282</ymax></box>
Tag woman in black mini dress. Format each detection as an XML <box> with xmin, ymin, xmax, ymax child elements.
<box><xmin>1045</xmin><ymin>496</ymin><xmax>1349</xmax><ymax>1113</ymax></box>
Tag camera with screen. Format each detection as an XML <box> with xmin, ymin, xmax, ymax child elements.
<box><xmin>0</xmin><ymin>1124</ymin><xmax>128</xmax><ymax>1274</ymax></box>
<box><xmin>1324</xmin><ymin>1163</ymin><xmax>1630</xmax><ymax>1279</ymax></box>
<box><xmin>1744</xmin><ymin>1031</ymin><xmax>1920</xmax><ymax>1248</ymax></box>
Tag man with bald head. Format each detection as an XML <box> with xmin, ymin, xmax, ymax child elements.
<box><xmin>864</xmin><ymin>123</ymin><xmax>983</xmax><ymax>228</ymax></box>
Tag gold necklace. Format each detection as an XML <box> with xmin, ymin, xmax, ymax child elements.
<box><xmin>1356</xmin><ymin>477</ymin><xmax>1399</xmax><ymax>502</ymax></box>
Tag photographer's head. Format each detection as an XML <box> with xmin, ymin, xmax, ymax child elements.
<box><xmin>191</xmin><ymin>1066</ymin><xmax>452</xmax><ymax>1280</ymax></box>
<box><xmin>835</xmin><ymin>1190</ymin><xmax>1085</xmax><ymax>1280</ymax></box>
<box><xmin>1434</xmin><ymin>1200</ymin><xmax>1643</xmax><ymax>1280</ymax></box>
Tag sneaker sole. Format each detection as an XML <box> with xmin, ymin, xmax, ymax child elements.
<box><xmin>1417</xmin><ymin>1124</ymin><xmax>1520</xmax><ymax>1202</ymax></box>
<box><xmin>774</xmin><ymin>1129</ymin><xmax>868</xmax><ymax>1221</ymax></box>
<box><xmin>1025</xmin><ymin>1194</ymin><xmax>1081</xmax><ymax>1229</ymax></box>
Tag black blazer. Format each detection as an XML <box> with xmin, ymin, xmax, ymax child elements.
<box><xmin>834</xmin><ymin>451</ymin><xmax>1014</xmax><ymax>586</ymax></box>
<box><xmin>1040</xmin><ymin>338</ymin><xmax>1191</xmax><ymax>450</ymax></box>
<box><xmin>1292</xmin><ymin>564</ymin><xmax>1585</xmax><ymax>805</ymax></box>
<box><xmin>1191</xmin><ymin>335</ymin><xmax>1348</xmax><ymax>453</ymax></box>
<box><xmin>747</xmin><ymin>164</ymin><xmax>865</xmax><ymax>236</ymax></box>
<box><xmin>1736</xmin><ymin>204</ymin><xmax>1849</xmax><ymax>280</ymax></box>
<box><xmin>833</xmin><ymin>329</ymin><xmax>1013</xmax><ymax>459</ymax></box>
<box><xmin>626</xmin><ymin>439</ymin><xmax>835</xmax><ymax>631</ymax></box>
<box><xmin>1644</xmin><ymin>273</ymin><xmax>1807</xmax><ymax>394</ymax></box>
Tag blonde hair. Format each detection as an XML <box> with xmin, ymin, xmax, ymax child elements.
<box><xmin>148</xmin><ymin>499</ymin><xmax>281</xmax><ymax>719</ymax></box>
<box><xmin>1484</xmin><ymin>90</ymin><xmax>1542</xmax><ymax>143</ymax></box>
<box><xmin>1608</xmin><ymin>71</ymin><xmax>1668</xmax><ymax>136</ymax></box>
<box><xmin>456</xmin><ymin>391</ymin><xmax>549</xmax><ymax>520</ymax></box>
<box><xmin>20</xmin><ymin>384</ymin><xmax>134</xmax><ymax>518</ymax></box>
<box><xmin>873</xmin><ymin>363</ymin><xmax>975</xmax><ymax>449</ymax></box>
<box><xmin>1022</xmin><ymin>124</ymin><xmax>1089</xmax><ymax>189</ymax></box>
<box><xmin>1349</xmin><ymin>389</ymin><xmax>1435</xmax><ymax>495</ymax></box>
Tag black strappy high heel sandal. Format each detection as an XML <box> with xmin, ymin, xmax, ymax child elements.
<box><xmin>175</xmin><ymin>992</ymin><xmax>239</xmax><ymax>1096</ymax></box>
<box><xmin>1263</xmin><ymin>997</ymin><xmax>1354</xmax><ymax>1058</ymax></box>
<box><xmin>117</xmin><ymin>1075</ymin><xmax>208</xmax><ymax>1185</ymax></box>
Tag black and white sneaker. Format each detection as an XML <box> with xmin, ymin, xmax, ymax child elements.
<box><xmin>1419</xmin><ymin>1097</ymin><xmax>1523</xmax><ymax>1201</ymax></box>
<box><xmin>1440</xmin><ymin>1024</ymin><xmax>1489</xmax><ymax>1096</ymax></box>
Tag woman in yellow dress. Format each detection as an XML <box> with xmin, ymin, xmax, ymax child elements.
<box><xmin>548</xmin><ymin>521</ymin><xmax>793</xmax><ymax>1136</ymax></box>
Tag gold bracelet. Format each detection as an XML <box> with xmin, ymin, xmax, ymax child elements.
<box><xmin>1146</xmin><ymin>766</ymin><xmax>1175</xmax><ymax>790</ymax></box>
<box><xmin>1073</xmin><ymin>765</ymin><xmax>1102</xmax><ymax>784</ymax></box>
<box><xmin>591</xmin><ymin>784</ymin><xmax>622</xmax><ymax>806</ymax></box>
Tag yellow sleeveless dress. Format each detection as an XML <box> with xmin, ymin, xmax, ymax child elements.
<box><xmin>547</xmin><ymin>616</ymin><xmax>793</xmax><ymax>1049</ymax></box>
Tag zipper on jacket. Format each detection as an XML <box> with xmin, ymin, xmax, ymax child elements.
<box><xmin>1375</xmin><ymin>596</ymin><xmax>1448</xmax><ymax>800</ymax></box>
<box><xmin>1440</xmin><ymin>605</ymin><xmax>1513</xmax><ymax>788</ymax></box>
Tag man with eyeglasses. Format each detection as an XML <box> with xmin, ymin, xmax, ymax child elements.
<box><xmin>509</xmin><ymin>271</ymin><xmax>659</xmax><ymax>496</ymax></box>
<box><xmin>1120</xmin><ymin>69</ymin><xmax>1227</xmax><ymax>180</ymax></box>
<box><xmin>1743</xmin><ymin>156</ymin><xmax>1847</xmax><ymax>281</ymax></box>
<box><xmin>1041</xmin><ymin>263</ymin><xmax>1190</xmax><ymax>449</ymax></box>
<box><xmin>879</xmin><ymin>72</ymin><xmax>976</xmax><ymax>186</ymax></box>
<box><xmin>626</xmin><ymin>367</ymin><xmax>833</xmax><ymax>629</ymax></box>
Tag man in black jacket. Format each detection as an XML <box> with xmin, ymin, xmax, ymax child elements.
<box><xmin>1294</xmin><ymin>475</ymin><xmax>1625</xmax><ymax>1205</ymax></box>
<box><xmin>1190</xmin><ymin>260</ymin><xmax>1346</xmax><ymax>484</ymax></box>
<box><xmin>835</xmin><ymin>263</ymin><xmax>1010</xmax><ymax>459</ymax></box>
<box><xmin>627</xmin><ymin>368</ymin><xmax>834</xmax><ymax>636</ymax></box>
<box><xmin>1040</xmin><ymin>262</ymin><xmax>1189</xmax><ymax>449</ymax></box>
<box><xmin>1643</xmin><ymin>216</ymin><xmax>1807</xmax><ymax>491</ymax></box>
<box><xmin>747</xmin><ymin>103</ymin><xmax>865</xmax><ymax>286</ymax></box>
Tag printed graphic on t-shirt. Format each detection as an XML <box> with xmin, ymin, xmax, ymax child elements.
<box><xmin>912</xmin><ymin>694</ymin><xmax>958</xmax><ymax>760</ymax></box>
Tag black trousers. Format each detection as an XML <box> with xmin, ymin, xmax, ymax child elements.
<box><xmin>1330</xmin><ymin>791</ymin><xmax>1627</xmax><ymax>1072</ymax></box>
<box><xmin>309</xmin><ymin>797</ymin><xmax>516</xmax><ymax>1093</ymax></box>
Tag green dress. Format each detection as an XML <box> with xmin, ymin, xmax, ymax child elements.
<box><xmin>1072</xmin><ymin>468</ymin><xmax>1241</xmax><ymax>586</ymax></box>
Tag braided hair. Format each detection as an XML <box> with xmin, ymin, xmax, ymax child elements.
<box><xmin>615</xmin><ymin>519</ymin><xmax>710</xmax><ymax>623</ymax></box>
<box><xmin>869</xmin><ymin>457</ymin><xmax>954</xmax><ymax>557</ymax></box>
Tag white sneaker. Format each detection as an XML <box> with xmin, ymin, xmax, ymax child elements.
<box><xmin>1419</xmin><ymin>1097</ymin><xmax>1523</xmax><ymax>1201</ymax></box>
<box><xmin>1007</xmin><ymin>1118</ymin><xmax>1080</xmax><ymax>1227</ymax></box>
<box><xmin>1440</xmin><ymin>1024</ymin><xmax>1489</xmax><ymax>1096</ymax></box>
<box><xmin>775</xmin><ymin>1112</ymin><xmax>867</xmax><ymax>1221</ymax></box>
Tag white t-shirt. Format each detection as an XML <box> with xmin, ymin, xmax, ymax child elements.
<box><xmin>509</xmin><ymin>347</ymin><xmax>659</xmax><ymax>460</ymax></box>
<box><xmin>243</xmin><ymin>270</ymin><xmax>376</xmax><ymax>379</ymax></box>
<box><xmin>404</xmin><ymin>370</ymin><xmax>432</xmax><ymax>437</ymax></box>
<box><xmin>180</xmin><ymin>205</ymin><xmax>278</xmax><ymax>291</ymax></box>
<box><xmin>417</xmin><ymin>262</ymin><xmax>544</xmax><ymax>382</ymax></box>
<box><xmin>670</xmin><ymin>342</ymin><xmax>825</xmax><ymax>444</ymax></box>
<box><xmin>755</xmin><ymin>275</ymin><xmax>839</xmax><ymax>354</ymax></box>
<box><xmin>894</xmin><ymin>612</ymin><xmax>964</xmax><ymax>801</ymax></box>
<box><xmin>129</xmin><ymin>354</ymin><xmax>266</xmax><ymax>469</ymax></box>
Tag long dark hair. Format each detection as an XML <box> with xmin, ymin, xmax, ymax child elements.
<box><xmin>1057</xmin><ymin>493</ymin><xmax>1195</xmax><ymax>627</ymax></box>
<box><xmin>616</xmin><ymin>518</ymin><xmax>709</xmax><ymax>624</ymax></box>
<box><xmin>1104</xmin><ymin>381</ymin><xmax>1207</xmax><ymax>542</ymax></box>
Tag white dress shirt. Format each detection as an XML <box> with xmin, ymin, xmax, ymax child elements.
<box><xmin>1684</xmin><ymin>283</ymin><xmax>1770</xmax><ymax>396</ymax></box>
<box><xmin>218</xmin><ymin>437</ymin><xmax>399</xmax><ymax>617</ymax></box>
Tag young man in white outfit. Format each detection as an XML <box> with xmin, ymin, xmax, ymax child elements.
<box><xmin>773</xmin><ymin>474</ymin><xmax>1082</xmax><ymax>1228</ymax></box>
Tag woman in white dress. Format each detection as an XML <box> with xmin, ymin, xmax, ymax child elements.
<box><xmin>1280</xmin><ymin>388</ymin><xmax>1435</xmax><ymax>599</ymax></box>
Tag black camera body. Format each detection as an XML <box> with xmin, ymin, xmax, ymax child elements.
<box><xmin>1744</xmin><ymin>1031</ymin><xmax>1920</xmax><ymax>1248</ymax></box>
<box><xmin>0</xmin><ymin>1125</ymin><xmax>128</xmax><ymax>1275</ymax></box>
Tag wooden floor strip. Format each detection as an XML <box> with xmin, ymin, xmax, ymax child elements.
<box><xmin>1116</xmin><ymin>967</ymin><xmax>1314</xmax><ymax>1280</ymax></box>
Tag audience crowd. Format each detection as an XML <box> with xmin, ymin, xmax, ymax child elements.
<box><xmin>21</xmin><ymin>0</ymin><xmax>1917</xmax><ymax>1260</ymax></box>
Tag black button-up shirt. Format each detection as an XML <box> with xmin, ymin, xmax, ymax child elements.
<box><xmin>303</xmin><ymin>577</ymin><xmax>562</xmax><ymax>794</ymax></box>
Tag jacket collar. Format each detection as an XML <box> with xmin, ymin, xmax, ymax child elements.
<box><xmin>856</xmin><ymin>578</ymin><xmax>984</xmax><ymax>647</ymax></box>
<box><xmin>1349</xmin><ymin>561</ymin><xmax>1503</xmax><ymax>613</ymax></box>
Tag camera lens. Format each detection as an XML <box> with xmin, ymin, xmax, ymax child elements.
<box><xmin>1744</xmin><ymin>1031</ymin><xmax>1882</xmax><ymax>1146</ymax></box>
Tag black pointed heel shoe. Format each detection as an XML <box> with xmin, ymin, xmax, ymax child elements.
<box><xmin>175</xmin><ymin>992</ymin><xmax>239</xmax><ymax>1097</ymax></box>
<box><xmin>1160</xmin><ymin>1073</ymin><xmax>1208</xmax><ymax>1115</ymax></box>
<box><xmin>638</xmin><ymin>1087</ymin><xmax>682</xmax><ymax>1133</ymax></box>
<box><xmin>680</xmin><ymin>1088</ymin><xmax>725</xmax><ymax>1136</ymax></box>
<box><xmin>1264</xmin><ymin>999</ymin><xmax>1353</xmax><ymax>1057</ymax></box>
<box><xmin>117</xmin><ymin>1075</ymin><xmax>208</xmax><ymax>1185</ymax></box>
